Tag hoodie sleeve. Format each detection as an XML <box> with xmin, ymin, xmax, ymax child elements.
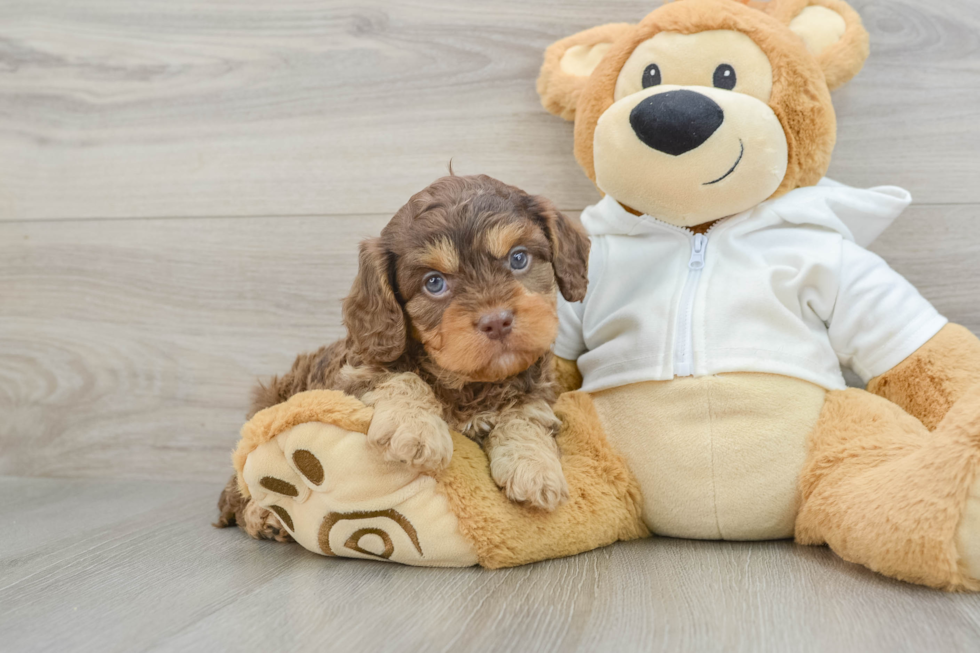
<box><xmin>828</xmin><ymin>240</ymin><xmax>948</xmax><ymax>383</ymax></box>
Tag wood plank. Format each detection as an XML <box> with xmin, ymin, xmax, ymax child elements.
<box><xmin>1</xmin><ymin>204</ymin><xmax>978</xmax><ymax>482</ymax></box>
<box><xmin>0</xmin><ymin>478</ymin><xmax>310</xmax><ymax>652</ymax></box>
<box><xmin>0</xmin><ymin>213</ymin><xmax>389</xmax><ymax>481</ymax></box>
<box><xmin>0</xmin><ymin>476</ymin><xmax>214</xmax><ymax>587</ymax></box>
<box><xmin>0</xmin><ymin>0</ymin><xmax>978</xmax><ymax>221</ymax></box>
<box><xmin>869</xmin><ymin>204</ymin><xmax>980</xmax><ymax>328</ymax></box>
<box><xmin>827</xmin><ymin>0</ymin><xmax>980</xmax><ymax>197</ymax></box>
<box><xmin>1</xmin><ymin>477</ymin><xmax>979</xmax><ymax>653</ymax></box>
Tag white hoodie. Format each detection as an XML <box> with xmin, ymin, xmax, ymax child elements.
<box><xmin>555</xmin><ymin>179</ymin><xmax>947</xmax><ymax>393</ymax></box>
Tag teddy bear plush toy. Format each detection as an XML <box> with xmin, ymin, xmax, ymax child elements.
<box><xmin>233</xmin><ymin>0</ymin><xmax>980</xmax><ymax>590</ymax></box>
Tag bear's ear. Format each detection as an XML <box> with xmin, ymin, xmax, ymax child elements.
<box><xmin>537</xmin><ymin>23</ymin><xmax>633</xmax><ymax>121</ymax></box>
<box><xmin>769</xmin><ymin>0</ymin><xmax>869</xmax><ymax>90</ymax></box>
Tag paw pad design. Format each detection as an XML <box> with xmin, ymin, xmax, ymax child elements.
<box><xmin>268</xmin><ymin>505</ymin><xmax>294</xmax><ymax>531</ymax></box>
<box><xmin>292</xmin><ymin>449</ymin><xmax>324</xmax><ymax>485</ymax></box>
<box><xmin>318</xmin><ymin>509</ymin><xmax>423</xmax><ymax>559</ymax></box>
<box><xmin>259</xmin><ymin>476</ymin><xmax>298</xmax><ymax>497</ymax></box>
<box><xmin>238</xmin><ymin>408</ymin><xmax>478</xmax><ymax>566</ymax></box>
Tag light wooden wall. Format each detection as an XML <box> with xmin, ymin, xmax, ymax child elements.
<box><xmin>2</xmin><ymin>0</ymin><xmax>979</xmax><ymax>482</ymax></box>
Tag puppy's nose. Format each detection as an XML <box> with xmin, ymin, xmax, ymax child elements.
<box><xmin>477</xmin><ymin>310</ymin><xmax>514</xmax><ymax>341</ymax></box>
<box><xmin>629</xmin><ymin>89</ymin><xmax>724</xmax><ymax>156</ymax></box>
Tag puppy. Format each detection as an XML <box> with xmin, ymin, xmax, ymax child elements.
<box><xmin>217</xmin><ymin>174</ymin><xmax>590</xmax><ymax>539</ymax></box>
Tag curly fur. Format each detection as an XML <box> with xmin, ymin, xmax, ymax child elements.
<box><xmin>215</xmin><ymin>475</ymin><xmax>291</xmax><ymax>542</ymax></box>
<box><xmin>217</xmin><ymin>174</ymin><xmax>590</xmax><ymax>538</ymax></box>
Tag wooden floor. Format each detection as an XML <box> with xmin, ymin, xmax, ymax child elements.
<box><xmin>2</xmin><ymin>0</ymin><xmax>980</xmax><ymax>650</ymax></box>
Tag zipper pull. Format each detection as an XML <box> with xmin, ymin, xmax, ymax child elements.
<box><xmin>688</xmin><ymin>234</ymin><xmax>708</xmax><ymax>270</ymax></box>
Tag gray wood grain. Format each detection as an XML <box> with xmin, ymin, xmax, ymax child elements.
<box><xmin>1</xmin><ymin>477</ymin><xmax>978</xmax><ymax>653</ymax></box>
<box><xmin>2</xmin><ymin>205</ymin><xmax>978</xmax><ymax>482</ymax></box>
<box><xmin>0</xmin><ymin>212</ymin><xmax>388</xmax><ymax>481</ymax></box>
<box><xmin>0</xmin><ymin>0</ymin><xmax>978</xmax><ymax>222</ymax></box>
<box><xmin>2</xmin><ymin>0</ymin><xmax>980</xmax><ymax>649</ymax></box>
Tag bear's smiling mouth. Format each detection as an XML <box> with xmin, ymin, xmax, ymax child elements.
<box><xmin>703</xmin><ymin>140</ymin><xmax>744</xmax><ymax>185</ymax></box>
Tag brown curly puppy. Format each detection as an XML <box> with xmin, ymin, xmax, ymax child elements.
<box><xmin>217</xmin><ymin>174</ymin><xmax>590</xmax><ymax>540</ymax></box>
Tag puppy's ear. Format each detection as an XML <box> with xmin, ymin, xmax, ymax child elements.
<box><xmin>343</xmin><ymin>238</ymin><xmax>406</xmax><ymax>364</ymax></box>
<box><xmin>531</xmin><ymin>197</ymin><xmax>591</xmax><ymax>302</ymax></box>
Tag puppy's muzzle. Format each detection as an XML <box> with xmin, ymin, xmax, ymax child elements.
<box><xmin>477</xmin><ymin>310</ymin><xmax>514</xmax><ymax>341</ymax></box>
<box><xmin>629</xmin><ymin>89</ymin><xmax>724</xmax><ymax>156</ymax></box>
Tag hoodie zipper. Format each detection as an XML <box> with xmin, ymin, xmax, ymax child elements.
<box><xmin>673</xmin><ymin>233</ymin><xmax>708</xmax><ymax>377</ymax></box>
<box><xmin>620</xmin><ymin>203</ymin><xmax>726</xmax><ymax>378</ymax></box>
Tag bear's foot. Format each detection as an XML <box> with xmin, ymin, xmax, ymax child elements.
<box><xmin>242</xmin><ymin>421</ymin><xmax>477</xmax><ymax>565</ymax></box>
<box><xmin>234</xmin><ymin>390</ymin><xmax>478</xmax><ymax>567</ymax></box>
<box><xmin>798</xmin><ymin>386</ymin><xmax>980</xmax><ymax>591</ymax></box>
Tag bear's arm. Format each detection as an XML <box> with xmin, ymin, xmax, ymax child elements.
<box><xmin>553</xmin><ymin>356</ymin><xmax>583</xmax><ymax>394</ymax></box>
<box><xmin>867</xmin><ymin>323</ymin><xmax>980</xmax><ymax>431</ymax></box>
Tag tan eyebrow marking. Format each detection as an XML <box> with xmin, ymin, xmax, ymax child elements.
<box><xmin>482</xmin><ymin>222</ymin><xmax>531</xmax><ymax>259</ymax></box>
<box><xmin>419</xmin><ymin>238</ymin><xmax>459</xmax><ymax>274</ymax></box>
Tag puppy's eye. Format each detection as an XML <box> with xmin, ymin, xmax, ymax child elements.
<box><xmin>713</xmin><ymin>64</ymin><xmax>736</xmax><ymax>90</ymax></box>
<box><xmin>642</xmin><ymin>63</ymin><xmax>662</xmax><ymax>89</ymax></box>
<box><xmin>423</xmin><ymin>272</ymin><xmax>448</xmax><ymax>297</ymax></box>
<box><xmin>508</xmin><ymin>247</ymin><xmax>530</xmax><ymax>271</ymax></box>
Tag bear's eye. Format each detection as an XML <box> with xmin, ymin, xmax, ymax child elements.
<box><xmin>713</xmin><ymin>64</ymin><xmax>736</xmax><ymax>90</ymax></box>
<box><xmin>642</xmin><ymin>63</ymin><xmax>662</xmax><ymax>89</ymax></box>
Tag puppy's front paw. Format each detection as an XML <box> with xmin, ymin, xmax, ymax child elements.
<box><xmin>368</xmin><ymin>406</ymin><xmax>453</xmax><ymax>472</ymax></box>
<box><xmin>490</xmin><ymin>447</ymin><xmax>569</xmax><ymax>512</ymax></box>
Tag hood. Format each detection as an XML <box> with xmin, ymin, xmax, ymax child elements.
<box><xmin>583</xmin><ymin>178</ymin><xmax>911</xmax><ymax>248</ymax></box>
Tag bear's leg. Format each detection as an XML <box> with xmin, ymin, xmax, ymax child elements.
<box><xmin>233</xmin><ymin>389</ymin><xmax>647</xmax><ymax>568</ymax></box>
<box><xmin>436</xmin><ymin>391</ymin><xmax>648</xmax><ymax>567</ymax></box>
<box><xmin>796</xmin><ymin>387</ymin><xmax>980</xmax><ymax>590</ymax></box>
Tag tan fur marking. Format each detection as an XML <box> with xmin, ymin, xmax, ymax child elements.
<box><xmin>482</xmin><ymin>222</ymin><xmax>532</xmax><ymax>259</ymax></box>
<box><xmin>419</xmin><ymin>238</ymin><xmax>459</xmax><ymax>274</ymax></box>
<box><xmin>419</xmin><ymin>288</ymin><xmax>558</xmax><ymax>382</ymax></box>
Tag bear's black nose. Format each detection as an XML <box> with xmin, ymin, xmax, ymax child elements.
<box><xmin>629</xmin><ymin>90</ymin><xmax>724</xmax><ymax>156</ymax></box>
